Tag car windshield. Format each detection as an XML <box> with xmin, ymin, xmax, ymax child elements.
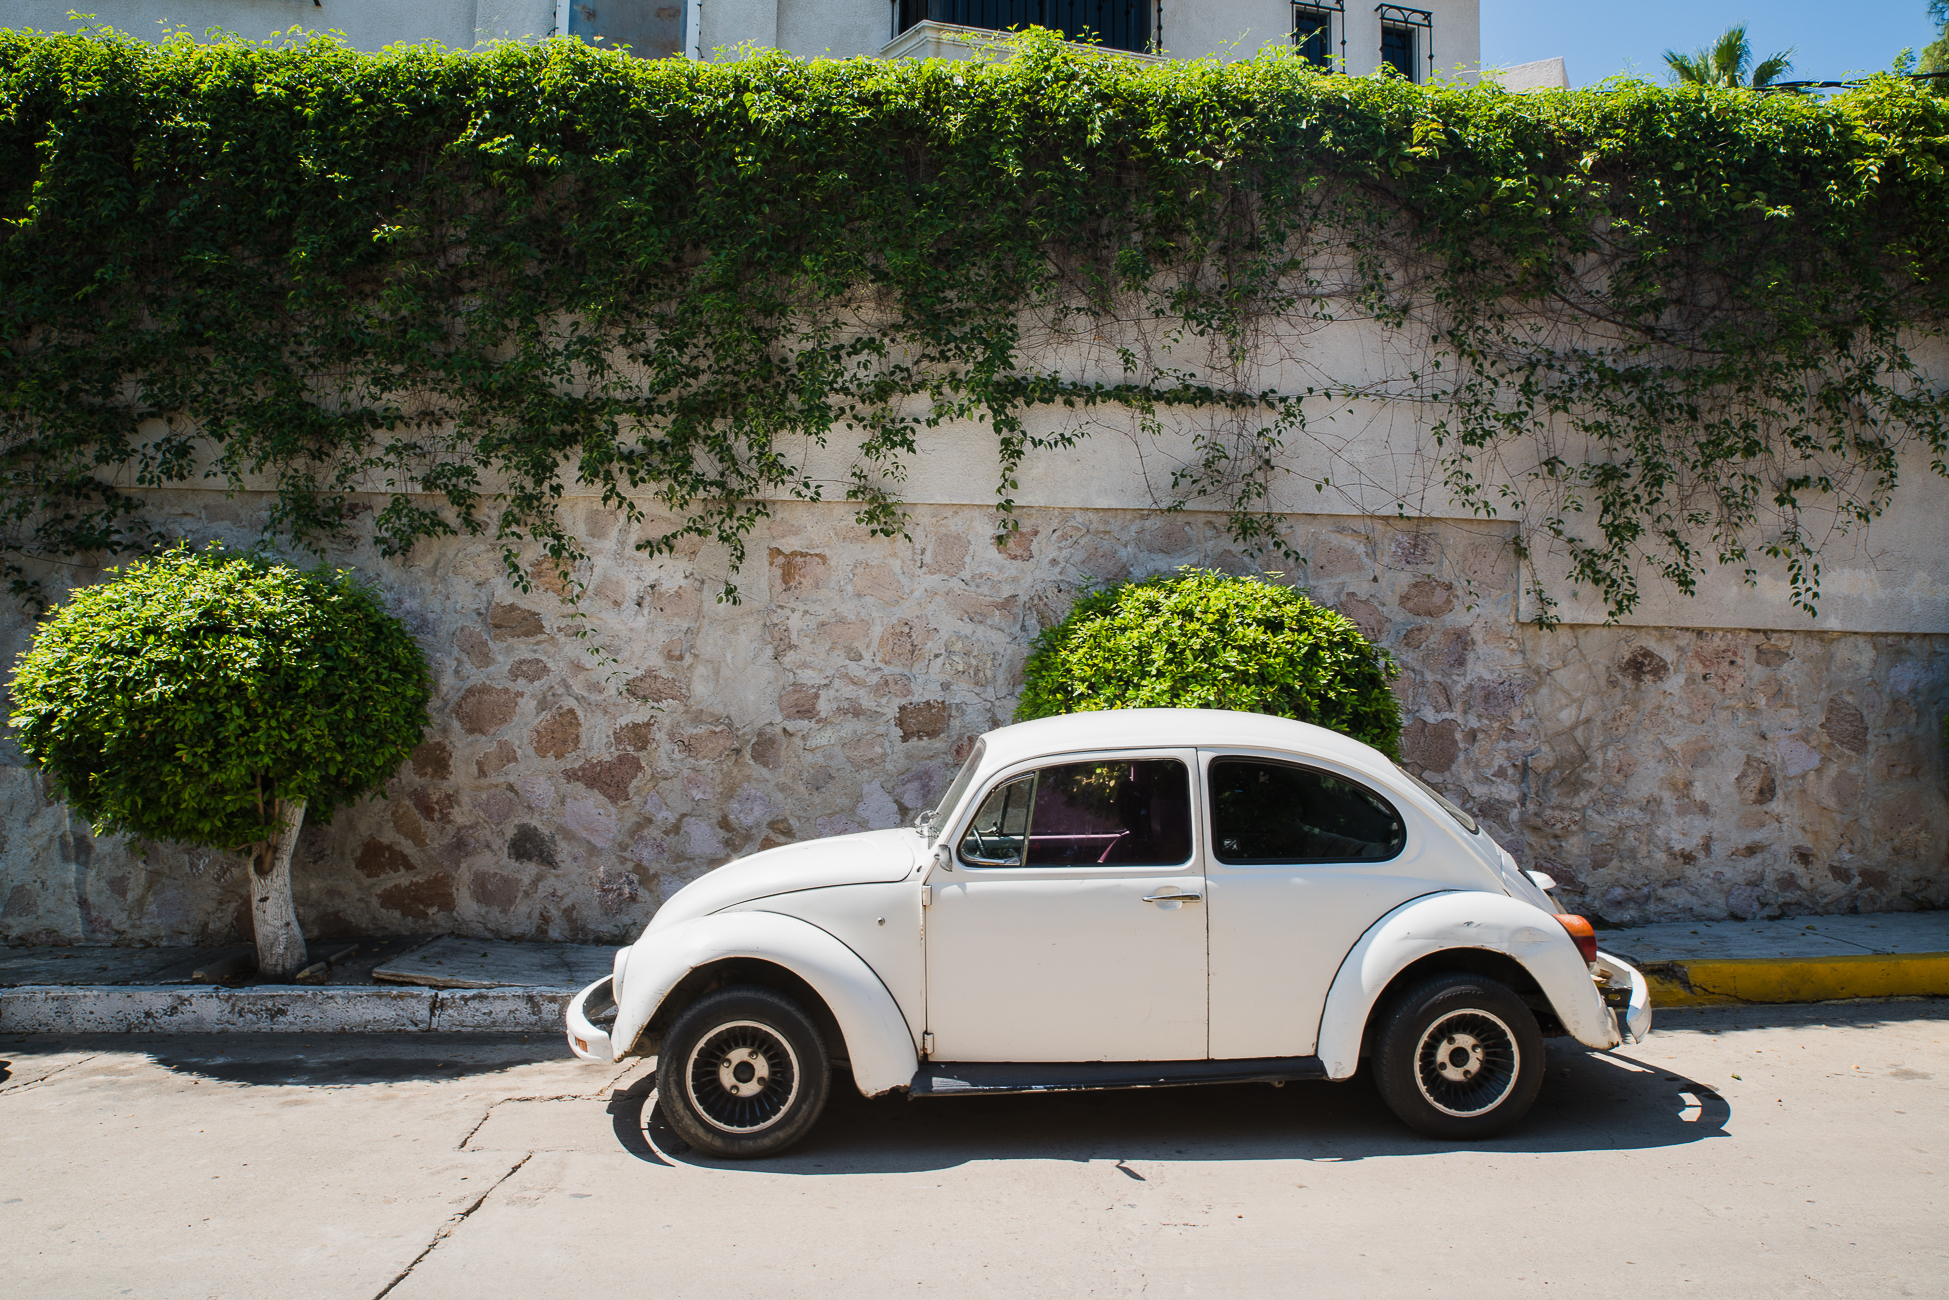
<box><xmin>1397</xmin><ymin>766</ymin><xmax>1479</xmax><ymax>834</ymax></box>
<box><xmin>922</xmin><ymin>739</ymin><xmax>986</xmax><ymax>845</ymax></box>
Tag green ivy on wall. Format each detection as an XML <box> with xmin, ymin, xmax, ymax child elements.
<box><xmin>0</xmin><ymin>26</ymin><xmax>1944</xmax><ymax>619</ymax></box>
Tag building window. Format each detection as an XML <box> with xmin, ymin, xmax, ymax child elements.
<box><xmin>559</xmin><ymin>0</ymin><xmax>689</xmax><ymax>58</ymax></box>
<box><xmin>1292</xmin><ymin>2</ymin><xmax>1342</xmax><ymax>70</ymax></box>
<box><xmin>897</xmin><ymin>0</ymin><xmax>1153</xmax><ymax>54</ymax></box>
<box><xmin>1375</xmin><ymin>4</ymin><xmax>1432</xmax><ymax>82</ymax></box>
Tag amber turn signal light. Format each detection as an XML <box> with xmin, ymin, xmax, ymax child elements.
<box><xmin>1554</xmin><ymin>914</ymin><xmax>1598</xmax><ymax>965</ymax></box>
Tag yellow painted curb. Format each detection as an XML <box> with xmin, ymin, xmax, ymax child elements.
<box><xmin>1642</xmin><ymin>952</ymin><xmax>1949</xmax><ymax>1007</ymax></box>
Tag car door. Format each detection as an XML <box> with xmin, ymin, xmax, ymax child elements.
<box><xmin>1202</xmin><ymin>750</ymin><xmax>1436</xmax><ymax>1059</ymax></box>
<box><xmin>924</xmin><ymin>750</ymin><xmax>1208</xmax><ymax>1063</ymax></box>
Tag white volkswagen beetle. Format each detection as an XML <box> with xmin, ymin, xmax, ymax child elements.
<box><xmin>567</xmin><ymin>709</ymin><xmax>1653</xmax><ymax>1158</ymax></box>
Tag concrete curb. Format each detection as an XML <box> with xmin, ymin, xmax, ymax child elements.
<box><xmin>0</xmin><ymin>984</ymin><xmax>573</xmax><ymax>1034</ymax></box>
<box><xmin>1641</xmin><ymin>952</ymin><xmax>1949</xmax><ymax>1008</ymax></box>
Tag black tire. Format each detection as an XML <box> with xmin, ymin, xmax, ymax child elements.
<box><xmin>1371</xmin><ymin>972</ymin><xmax>1544</xmax><ymax>1140</ymax></box>
<box><xmin>655</xmin><ymin>986</ymin><xmax>832</xmax><ymax>1159</ymax></box>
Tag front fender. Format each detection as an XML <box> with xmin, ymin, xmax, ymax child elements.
<box><xmin>1315</xmin><ymin>891</ymin><xmax>1618</xmax><ymax>1079</ymax></box>
<box><xmin>610</xmin><ymin>910</ymin><xmax>919</xmax><ymax>1097</ymax></box>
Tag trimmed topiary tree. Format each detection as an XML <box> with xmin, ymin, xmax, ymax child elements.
<box><xmin>1016</xmin><ymin>568</ymin><xmax>1403</xmax><ymax>757</ymax></box>
<box><xmin>8</xmin><ymin>543</ymin><xmax>431</xmax><ymax>978</ymax></box>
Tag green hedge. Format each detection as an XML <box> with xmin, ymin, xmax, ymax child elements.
<box><xmin>0</xmin><ymin>28</ymin><xmax>1944</xmax><ymax>617</ymax></box>
<box><xmin>1017</xmin><ymin>570</ymin><xmax>1402</xmax><ymax>758</ymax></box>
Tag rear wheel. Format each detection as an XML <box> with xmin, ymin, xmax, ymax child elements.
<box><xmin>1372</xmin><ymin>972</ymin><xmax>1543</xmax><ymax>1139</ymax></box>
<box><xmin>655</xmin><ymin>986</ymin><xmax>831</xmax><ymax>1159</ymax></box>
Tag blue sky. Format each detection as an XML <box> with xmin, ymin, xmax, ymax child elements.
<box><xmin>1482</xmin><ymin>0</ymin><xmax>1941</xmax><ymax>86</ymax></box>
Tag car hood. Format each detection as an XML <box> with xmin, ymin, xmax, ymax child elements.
<box><xmin>643</xmin><ymin>827</ymin><xmax>925</xmax><ymax>934</ymax></box>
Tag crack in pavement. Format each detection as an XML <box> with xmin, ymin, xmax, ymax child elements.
<box><xmin>450</xmin><ymin>1107</ymin><xmax>495</xmax><ymax>1153</ymax></box>
<box><xmin>451</xmin><ymin>1061</ymin><xmax>646</xmax><ymax>1151</ymax></box>
<box><xmin>0</xmin><ymin>1053</ymin><xmax>99</xmax><ymax>1096</ymax></box>
<box><xmin>372</xmin><ymin>1152</ymin><xmax>532</xmax><ymax>1300</ymax></box>
<box><xmin>455</xmin><ymin>1088</ymin><xmax>637</xmax><ymax>1151</ymax></box>
<box><xmin>455</xmin><ymin>1105</ymin><xmax>498</xmax><ymax>1151</ymax></box>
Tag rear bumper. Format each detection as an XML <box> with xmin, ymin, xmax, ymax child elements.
<box><xmin>1593</xmin><ymin>950</ymin><xmax>1653</xmax><ymax>1044</ymax></box>
<box><xmin>565</xmin><ymin>975</ymin><xmax>616</xmax><ymax>1062</ymax></box>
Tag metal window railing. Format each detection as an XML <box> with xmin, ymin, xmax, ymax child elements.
<box><xmin>895</xmin><ymin>0</ymin><xmax>1154</xmax><ymax>54</ymax></box>
<box><xmin>1374</xmin><ymin>3</ymin><xmax>1432</xmax><ymax>82</ymax></box>
<box><xmin>1293</xmin><ymin>1</ymin><xmax>1345</xmax><ymax>72</ymax></box>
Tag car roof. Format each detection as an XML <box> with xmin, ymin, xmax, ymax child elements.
<box><xmin>976</xmin><ymin>708</ymin><xmax>1395</xmax><ymax>779</ymax></box>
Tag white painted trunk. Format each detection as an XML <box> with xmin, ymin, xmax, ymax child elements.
<box><xmin>248</xmin><ymin>798</ymin><xmax>309</xmax><ymax>980</ymax></box>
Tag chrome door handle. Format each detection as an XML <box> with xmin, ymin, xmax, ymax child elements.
<box><xmin>1142</xmin><ymin>892</ymin><xmax>1202</xmax><ymax>904</ymax></box>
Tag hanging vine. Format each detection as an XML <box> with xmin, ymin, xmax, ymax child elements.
<box><xmin>0</xmin><ymin>25</ymin><xmax>1944</xmax><ymax>620</ymax></box>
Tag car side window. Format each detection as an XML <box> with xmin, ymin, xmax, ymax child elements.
<box><xmin>1209</xmin><ymin>758</ymin><xmax>1405</xmax><ymax>863</ymax></box>
<box><xmin>957</xmin><ymin>759</ymin><xmax>1193</xmax><ymax>868</ymax></box>
<box><xmin>959</xmin><ymin>775</ymin><xmax>1035</xmax><ymax>866</ymax></box>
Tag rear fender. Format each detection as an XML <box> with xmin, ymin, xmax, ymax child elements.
<box><xmin>610</xmin><ymin>910</ymin><xmax>919</xmax><ymax>1097</ymax></box>
<box><xmin>1315</xmin><ymin>891</ymin><xmax>1618</xmax><ymax>1079</ymax></box>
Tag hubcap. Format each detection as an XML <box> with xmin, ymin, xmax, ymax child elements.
<box><xmin>1414</xmin><ymin>1009</ymin><xmax>1519</xmax><ymax>1118</ymax></box>
<box><xmin>1435</xmin><ymin>1032</ymin><xmax>1487</xmax><ymax>1082</ymax></box>
<box><xmin>686</xmin><ymin>1020</ymin><xmax>801</xmax><ymax>1134</ymax></box>
<box><xmin>718</xmin><ymin>1047</ymin><xmax>768</xmax><ymax>1096</ymax></box>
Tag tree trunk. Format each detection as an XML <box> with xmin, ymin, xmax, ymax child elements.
<box><xmin>248</xmin><ymin>798</ymin><xmax>309</xmax><ymax>980</ymax></box>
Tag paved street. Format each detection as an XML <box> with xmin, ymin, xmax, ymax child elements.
<box><xmin>4</xmin><ymin>1001</ymin><xmax>1944</xmax><ymax>1299</ymax></box>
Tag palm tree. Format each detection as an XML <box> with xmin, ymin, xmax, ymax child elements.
<box><xmin>1664</xmin><ymin>25</ymin><xmax>1794</xmax><ymax>88</ymax></box>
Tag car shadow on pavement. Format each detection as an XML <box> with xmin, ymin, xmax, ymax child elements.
<box><xmin>128</xmin><ymin>1033</ymin><xmax>566</xmax><ymax>1086</ymax></box>
<box><xmin>609</xmin><ymin>1038</ymin><xmax>1732</xmax><ymax>1174</ymax></box>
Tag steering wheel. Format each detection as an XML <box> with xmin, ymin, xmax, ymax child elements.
<box><xmin>968</xmin><ymin>825</ymin><xmax>991</xmax><ymax>856</ymax></box>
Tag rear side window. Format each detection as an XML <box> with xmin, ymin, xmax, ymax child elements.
<box><xmin>958</xmin><ymin>759</ymin><xmax>1192</xmax><ymax>867</ymax></box>
<box><xmin>1209</xmin><ymin>759</ymin><xmax>1405</xmax><ymax>863</ymax></box>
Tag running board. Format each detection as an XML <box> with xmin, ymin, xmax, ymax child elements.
<box><xmin>910</xmin><ymin>1056</ymin><xmax>1327</xmax><ymax>1098</ymax></box>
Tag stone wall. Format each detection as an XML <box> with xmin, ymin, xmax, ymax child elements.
<box><xmin>1</xmin><ymin>491</ymin><xmax>1944</xmax><ymax>946</ymax></box>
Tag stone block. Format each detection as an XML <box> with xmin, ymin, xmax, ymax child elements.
<box><xmin>488</xmin><ymin>602</ymin><xmax>546</xmax><ymax>639</ymax></box>
<box><xmin>1397</xmin><ymin>577</ymin><xmax>1455</xmax><ymax>617</ymax></box>
<box><xmin>530</xmin><ymin>707</ymin><xmax>582</xmax><ymax>760</ymax></box>
<box><xmin>564</xmin><ymin>754</ymin><xmax>643</xmax><ymax>803</ymax></box>
<box><xmin>898</xmin><ymin>700</ymin><xmax>949</xmax><ymax>741</ymax></box>
<box><xmin>375</xmin><ymin>872</ymin><xmax>456</xmax><ymax>920</ymax></box>
<box><xmin>356</xmin><ymin>839</ymin><xmax>415</xmax><ymax>879</ymax></box>
<box><xmin>453</xmin><ymin>684</ymin><xmax>521</xmax><ymax>735</ymax></box>
<box><xmin>411</xmin><ymin>740</ymin><xmax>453</xmax><ymax>780</ymax></box>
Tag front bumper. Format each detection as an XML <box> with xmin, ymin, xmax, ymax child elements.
<box><xmin>565</xmin><ymin>975</ymin><xmax>616</xmax><ymax>1062</ymax></box>
<box><xmin>1593</xmin><ymin>949</ymin><xmax>1653</xmax><ymax>1044</ymax></box>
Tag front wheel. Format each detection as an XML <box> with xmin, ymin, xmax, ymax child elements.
<box><xmin>655</xmin><ymin>986</ymin><xmax>832</xmax><ymax>1159</ymax></box>
<box><xmin>1372</xmin><ymin>972</ymin><xmax>1544</xmax><ymax>1140</ymax></box>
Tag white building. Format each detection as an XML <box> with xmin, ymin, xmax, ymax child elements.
<box><xmin>0</xmin><ymin>0</ymin><xmax>1481</xmax><ymax>79</ymax></box>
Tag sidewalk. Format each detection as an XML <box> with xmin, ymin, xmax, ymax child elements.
<box><xmin>1602</xmin><ymin>912</ymin><xmax>1949</xmax><ymax>1008</ymax></box>
<box><xmin>4</xmin><ymin>912</ymin><xmax>1944</xmax><ymax>1035</ymax></box>
<box><xmin>0</xmin><ymin>935</ymin><xmax>613</xmax><ymax>1035</ymax></box>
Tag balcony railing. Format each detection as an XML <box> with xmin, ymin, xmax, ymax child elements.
<box><xmin>895</xmin><ymin>0</ymin><xmax>1153</xmax><ymax>55</ymax></box>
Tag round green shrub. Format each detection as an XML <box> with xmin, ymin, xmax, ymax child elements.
<box><xmin>1016</xmin><ymin>568</ymin><xmax>1403</xmax><ymax>758</ymax></box>
<box><xmin>9</xmin><ymin>543</ymin><xmax>431</xmax><ymax>850</ymax></box>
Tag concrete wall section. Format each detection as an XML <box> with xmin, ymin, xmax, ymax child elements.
<box><xmin>0</xmin><ymin>0</ymin><xmax>487</xmax><ymax>48</ymax></box>
<box><xmin>1519</xmin><ymin>445</ymin><xmax>1949</xmax><ymax>634</ymax></box>
<box><xmin>776</xmin><ymin>0</ymin><xmax>890</xmax><ymax>60</ymax></box>
<box><xmin>700</xmin><ymin>0</ymin><xmax>777</xmax><ymax>55</ymax></box>
<box><xmin>478</xmin><ymin>0</ymin><xmax>556</xmax><ymax>43</ymax></box>
<box><xmin>0</xmin><ymin>494</ymin><xmax>1941</xmax><ymax>949</ymax></box>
